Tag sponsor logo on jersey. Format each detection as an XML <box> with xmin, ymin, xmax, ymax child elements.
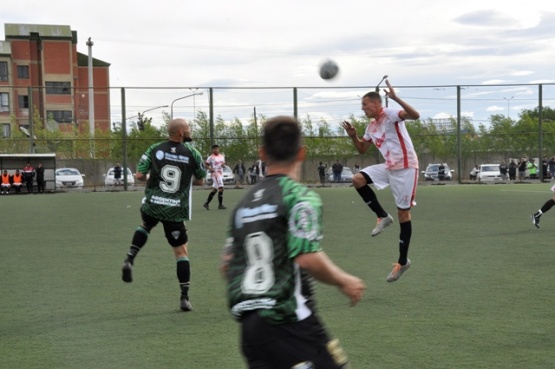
<box><xmin>234</xmin><ymin>204</ymin><xmax>278</xmax><ymax>228</ymax></box>
<box><xmin>289</xmin><ymin>201</ymin><xmax>320</xmax><ymax>241</ymax></box>
<box><xmin>156</xmin><ymin>150</ymin><xmax>191</xmax><ymax>163</ymax></box>
<box><xmin>150</xmin><ymin>195</ymin><xmax>181</xmax><ymax>207</ymax></box>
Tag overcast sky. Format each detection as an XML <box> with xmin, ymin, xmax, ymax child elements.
<box><xmin>3</xmin><ymin>0</ymin><xmax>555</xmax><ymax>128</ymax></box>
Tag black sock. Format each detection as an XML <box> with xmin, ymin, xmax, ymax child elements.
<box><xmin>540</xmin><ymin>199</ymin><xmax>555</xmax><ymax>214</ymax></box>
<box><xmin>177</xmin><ymin>258</ymin><xmax>191</xmax><ymax>298</ymax></box>
<box><xmin>356</xmin><ymin>186</ymin><xmax>388</xmax><ymax>218</ymax></box>
<box><xmin>206</xmin><ymin>191</ymin><xmax>215</xmax><ymax>204</ymax></box>
<box><xmin>398</xmin><ymin>221</ymin><xmax>412</xmax><ymax>265</ymax></box>
<box><xmin>126</xmin><ymin>226</ymin><xmax>149</xmax><ymax>264</ymax></box>
<box><xmin>218</xmin><ymin>192</ymin><xmax>223</xmax><ymax>206</ymax></box>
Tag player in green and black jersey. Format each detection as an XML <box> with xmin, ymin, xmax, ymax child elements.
<box><xmin>221</xmin><ymin>116</ymin><xmax>365</xmax><ymax>368</ymax></box>
<box><xmin>121</xmin><ymin>118</ymin><xmax>206</xmax><ymax>312</ymax></box>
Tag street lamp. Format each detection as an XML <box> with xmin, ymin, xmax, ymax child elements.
<box><xmin>503</xmin><ymin>96</ymin><xmax>514</xmax><ymax>118</ymax></box>
<box><xmin>171</xmin><ymin>92</ymin><xmax>204</xmax><ymax>119</ymax></box>
<box><xmin>126</xmin><ymin>104</ymin><xmax>168</xmax><ymax>122</ymax></box>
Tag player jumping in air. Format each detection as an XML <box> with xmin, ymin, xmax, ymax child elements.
<box><xmin>342</xmin><ymin>80</ymin><xmax>420</xmax><ymax>282</ymax></box>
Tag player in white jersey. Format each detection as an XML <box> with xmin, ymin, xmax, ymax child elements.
<box><xmin>342</xmin><ymin>80</ymin><xmax>420</xmax><ymax>283</ymax></box>
<box><xmin>203</xmin><ymin>144</ymin><xmax>227</xmax><ymax>210</ymax></box>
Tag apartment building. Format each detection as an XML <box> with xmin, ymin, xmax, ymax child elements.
<box><xmin>0</xmin><ymin>23</ymin><xmax>110</xmax><ymax>137</ymax></box>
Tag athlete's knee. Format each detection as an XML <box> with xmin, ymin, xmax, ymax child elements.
<box><xmin>352</xmin><ymin>173</ymin><xmax>368</xmax><ymax>188</ymax></box>
<box><xmin>397</xmin><ymin>209</ymin><xmax>411</xmax><ymax>223</ymax></box>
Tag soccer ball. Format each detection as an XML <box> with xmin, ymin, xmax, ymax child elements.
<box><xmin>319</xmin><ymin>60</ymin><xmax>339</xmax><ymax>80</ymax></box>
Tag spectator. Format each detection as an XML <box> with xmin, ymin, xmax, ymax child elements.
<box><xmin>317</xmin><ymin>162</ymin><xmax>327</xmax><ymax>186</ymax></box>
<box><xmin>542</xmin><ymin>156</ymin><xmax>548</xmax><ymax>181</ymax></box>
<box><xmin>36</xmin><ymin>163</ymin><xmax>45</xmax><ymax>193</ymax></box>
<box><xmin>248</xmin><ymin>163</ymin><xmax>258</xmax><ymax>185</ymax></box>
<box><xmin>12</xmin><ymin>169</ymin><xmax>23</xmax><ymax>193</ymax></box>
<box><xmin>528</xmin><ymin>158</ymin><xmax>538</xmax><ymax>179</ymax></box>
<box><xmin>256</xmin><ymin>159</ymin><xmax>266</xmax><ymax>179</ymax></box>
<box><xmin>1</xmin><ymin>170</ymin><xmax>11</xmax><ymax>194</ymax></box>
<box><xmin>518</xmin><ymin>158</ymin><xmax>528</xmax><ymax>181</ymax></box>
<box><xmin>332</xmin><ymin>159</ymin><xmax>343</xmax><ymax>183</ymax></box>
<box><xmin>113</xmin><ymin>163</ymin><xmax>123</xmax><ymax>187</ymax></box>
<box><xmin>438</xmin><ymin>163</ymin><xmax>446</xmax><ymax>180</ymax></box>
<box><xmin>508</xmin><ymin>160</ymin><xmax>517</xmax><ymax>180</ymax></box>
<box><xmin>354</xmin><ymin>163</ymin><xmax>360</xmax><ymax>174</ymax></box>
<box><xmin>499</xmin><ymin>162</ymin><xmax>508</xmax><ymax>181</ymax></box>
<box><xmin>233</xmin><ymin>160</ymin><xmax>246</xmax><ymax>185</ymax></box>
<box><xmin>22</xmin><ymin>161</ymin><xmax>34</xmax><ymax>193</ymax></box>
<box><xmin>470</xmin><ymin>165</ymin><xmax>479</xmax><ymax>180</ymax></box>
<box><xmin>549</xmin><ymin>156</ymin><xmax>555</xmax><ymax>180</ymax></box>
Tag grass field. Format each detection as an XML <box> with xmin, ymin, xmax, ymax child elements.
<box><xmin>2</xmin><ymin>183</ymin><xmax>555</xmax><ymax>369</ymax></box>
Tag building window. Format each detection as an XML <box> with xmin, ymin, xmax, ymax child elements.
<box><xmin>0</xmin><ymin>62</ymin><xmax>8</xmax><ymax>81</ymax></box>
<box><xmin>47</xmin><ymin>110</ymin><xmax>73</xmax><ymax>123</ymax></box>
<box><xmin>18</xmin><ymin>95</ymin><xmax>29</xmax><ymax>109</ymax></box>
<box><xmin>2</xmin><ymin>124</ymin><xmax>10</xmax><ymax>138</ymax></box>
<box><xmin>17</xmin><ymin>65</ymin><xmax>29</xmax><ymax>79</ymax></box>
<box><xmin>45</xmin><ymin>81</ymin><xmax>71</xmax><ymax>95</ymax></box>
<box><xmin>0</xmin><ymin>93</ymin><xmax>9</xmax><ymax>112</ymax></box>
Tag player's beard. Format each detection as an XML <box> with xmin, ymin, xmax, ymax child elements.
<box><xmin>183</xmin><ymin>136</ymin><xmax>193</xmax><ymax>143</ymax></box>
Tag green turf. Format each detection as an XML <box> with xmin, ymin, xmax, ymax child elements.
<box><xmin>1</xmin><ymin>183</ymin><xmax>555</xmax><ymax>368</ymax></box>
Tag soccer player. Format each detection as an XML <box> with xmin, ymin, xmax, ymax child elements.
<box><xmin>342</xmin><ymin>79</ymin><xmax>420</xmax><ymax>282</ymax></box>
<box><xmin>531</xmin><ymin>184</ymin><xmax>555</xmax><ymax>228</ymax></box>
<box><xmin>204</xmin><ymin>144</ymin><xmax>227</xmax><ymax>210</ymax></box>
<box><xmin>221</xmin><ymin>116</ymin><xmax>365</xmax><ymax>368</ymax></box>
<box><xmin>120</xmin><ymin>118</ymin><xmax>206</xmax><ymax>311</ymax></box>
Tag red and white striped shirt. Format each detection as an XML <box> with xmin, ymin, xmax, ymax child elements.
<box><xmin>362</xmin><ymin>108</ymin><xmax>418</xmax><ymax>170</ymax></box>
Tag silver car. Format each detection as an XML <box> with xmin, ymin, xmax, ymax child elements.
<box><xmin>422</xmin><ymin>163</ymin><xmax>453</xmax><ymax>181</ymax></box>
<box><xmin>328</xmin><ymin>167</ymin><xmax>354</xmax><ymax>183</ymax></box>
<box><xmin>206</xmin><ymin>165</ymin><xmax>236</xmax><ymax>185</ymax></box>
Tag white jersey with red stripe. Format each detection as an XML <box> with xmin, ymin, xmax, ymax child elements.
<box><xmin>362</xmin><ymin>108</ymin><xmax>418</xmax><ymax>170</ymax></box>
<box><xmin>206</xmin><ymin>153</ymin><xmax>226</xmax><ymax>174</ymax></box>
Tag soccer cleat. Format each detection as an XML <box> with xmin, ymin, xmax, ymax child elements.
<box><xmin>180</xmin><ymin>297</ymin><xmax>193</xmax><ymax>312</ymax></box>
<box><xmin>121</xmin><ymin>260</ymin><xmax>133</xmax><ymax>283</ymax></box>
<box><xmin>531</xmin><ymin>214</ymin><xmax>540</xmax><ymax>229</ymax></box>
<box><xmin>371</xmin><ymin>214</ymin><xmax>394</xmax><ymax>237</ymax></box>
<box><xmin>218</xmin><ymin>204</ymin><xmax>227</xmax><ymax>210</ymax></box>
<box><xmin>387</xmin><ymin>259</ymin><xmax>411</xmax><ymax>282</ymax></box>
<box><xmin>203</xmin><ymin>203</ymin><xmax>210</xmax><ymax>210</ymax></box>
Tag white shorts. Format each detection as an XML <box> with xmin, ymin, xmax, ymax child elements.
<box><xmin>211</xmin><ymin>172</ymin><xmax>224</xmax><ymax>189</ymax></box>
<box><xmin>550</xmin><ymin>184</ymin><xmax>555</xmax><ymax>192</ymax></box>
<box><xmin>361</xmin><ymin>163</ymin><xmax>418</xmax><ymax>209</ymax></box>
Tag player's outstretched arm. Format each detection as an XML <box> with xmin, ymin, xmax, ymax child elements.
<box><xmin>296</xmin><ymin>251</ymin><xmax>365</xmax><ymax>306</ymax></box>
<box><xmin>341</xmin><ymin>121</ymin><xmax>371</xmax><ymax>155</ymax></box>
<box><xmin>384</xmin><ymin>80</ymin><xmax>420</xmax><ymax>120</ymax></box>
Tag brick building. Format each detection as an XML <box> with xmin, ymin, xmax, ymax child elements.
<box><xmin>0</xmin><ymin>23</ymin><xmax>110</xmax><ymax>138</ymax></box>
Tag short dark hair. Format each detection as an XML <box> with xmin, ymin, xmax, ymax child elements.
<box><xmin>212</xmin><ymin>144</ymin><xmax>219</xmax><ymax>149</ymax></box>
<box><xmin>262</xmin><ymin>116</ymin><xmax>302</xmax><ymax>164</ymax></box>
<box><xmin>362</xmin><ymin>91</ymin><xmax>382</xmax><ymax>103</ymax></box>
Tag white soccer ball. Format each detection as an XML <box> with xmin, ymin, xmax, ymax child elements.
<box><xmin>319</xmin><ymin>60</ymin><xmax>339</xmax><ymax>80</ymax></box>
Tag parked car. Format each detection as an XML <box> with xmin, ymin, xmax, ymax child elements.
<box><xmin>104</xmin><ymin>167</ymin><xmax>135</xmax><ymax>187</ymax></box>
<box><xmin>477</xmin><ymin>164</ymin><xmax>502</xmax><ymax>182</ymax></box>
<box><xmin>422</xmin><ymin>163</ymin><xmax>454</xmax><ymax>181</ymax></box>
<box><xmin>55</xmin><ymin>168</ymin><xmax>85</xmax><ymax>189</ymax></box>
<box><xmin>206</xmin><ymin>165</ymin><xmax>236</xmax><ymax>185</ymax></box>
<box><xmin>328</xmin><ymin>167</ymin><xmax>354</xmax><ymax>183</ymax></box>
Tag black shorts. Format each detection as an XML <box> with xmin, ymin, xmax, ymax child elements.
<box><xmin>141</xmin><ymin>211</ymin><xmax>188</xmax><ymax>247</ymax></box>
<box><xmin>240</xmin><ymin>311</ymin><xmax>346</xmax><ymax>369</ymax></box>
